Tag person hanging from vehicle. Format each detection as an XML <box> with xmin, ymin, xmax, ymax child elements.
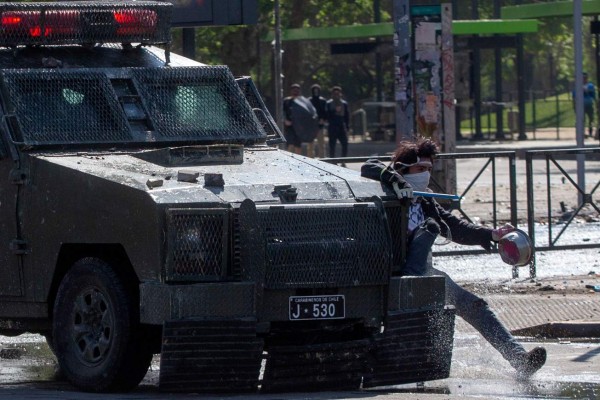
<box><xmin>361</xmin><ymin>136</ymin><xmax>547</xmax><ymax>378</ymax></box>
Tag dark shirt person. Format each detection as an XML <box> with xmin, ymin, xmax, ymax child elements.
<box><xmin>310</xmin><ymin>84</ymin><xmax>327</xmax><ymax>157</ymax></box>
<box><xmin>325</xmin><ymin>86</ymin><xmax>350</xmax><ymax>158</ymax></box>
<box><xmin>283</xmin><ymin>83</ymin><xmax>318</xmax><ymax>155</ymax></box>
<box><xmin>283</xmin><ymin>83</ymin><xmax>303</xmax><ymax>154</ymax></box>
<box><xmin>361</xmin><ymin>136</ymin><xmax>546</xmax><ymax>379</ymax></box>
<box><xmin>572</xmin><ymin>72</ymin><xmax>596</xmax><ymax>137</ymax></box>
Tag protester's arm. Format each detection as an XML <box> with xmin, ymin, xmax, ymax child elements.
<box><xmin>283</xmin><ymin>98</ymin><xmax>293</xmax><ymax>125</ymax></box>
<box><xmin>432</xmin><ymin>201</ymin><xmax>494</xmax><ymax>250</ymax></box>
<box><xmin>344</xmin><ymin>102</ymin><xmax>350</xmax><ymax>130</ymax></box>
<box><xmin>361</xmin><ymin>159</ymin><xmax>413</xmax><ymax>199</ymax></box>
<box><xmin>361</xmin><ymin>159</ymin><xmax>407</xmax><ymax>186</ymax></box>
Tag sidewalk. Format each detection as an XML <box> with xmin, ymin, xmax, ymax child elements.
<box><xmin>345</xmin><ymin>127</ymin><xmax>600</xmax><ymax>159</ymax></box>
<box><xmin>467</xmin><ymin>274</ymin><xmax>600</xmax><ymax>339</ymax></box>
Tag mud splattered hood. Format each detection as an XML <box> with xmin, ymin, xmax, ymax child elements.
<box><xmin>31</xmin><ymin>145</ymin><xmax>390</xmax><ymax>205</ymax></box>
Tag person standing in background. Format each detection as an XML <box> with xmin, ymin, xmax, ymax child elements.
<box><xmin>283</xmin><ymin>83</ymin><xmax>319</xmax><ymax>155</ymax></box>
<box><xmin>326</xmin><ymin>86</ymin><xmax>350</xmax><ymax>159</ymax></box>
<box><xmin>283</xmin><ymin>83</ymin><xmax>303</xmax><ymax>154</ymax></box>
<box><xmin>572</xmin><ymin>72</ymin><xmax>596</xmax><ymax>137</ymax></box>
<box><xmin>309</xmin><ymin>84</ymin><xmax>327</xmax><ymax>158</ymax></box>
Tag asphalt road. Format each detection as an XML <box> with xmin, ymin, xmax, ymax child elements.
<box><xmin>0</xmin><ymin>331</ymin><xmax>597</xmax><ymax>399</ymax></box>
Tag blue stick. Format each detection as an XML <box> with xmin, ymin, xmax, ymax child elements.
<box><xmin>413</xmin><ymin>191</ymin><xmax>461</xmax><ymax>201</ymax></box>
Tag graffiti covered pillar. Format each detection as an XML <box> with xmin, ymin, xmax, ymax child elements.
<box><xmin>441</xmin><ymin>3</ymin><xmax>456</xmax><ymax>193</ymax></box>
<box><xmin>412</xmin><ymin>2</ymin><xmax>455</xmax><ymax>193</ymax></box>
<box><xmin>393</xmin><ymin>0</ymin><xmax>413</xmax><ymax>142</ymax></box>
<box><xmin>412</xmin><ymin>5</ymin><xmax>443</xmax><ymax>142</ymax></box>
<box><xmin>394</xmin><ymin>0</ymin><xmax>456</xmax><ymax>193</ymax></box>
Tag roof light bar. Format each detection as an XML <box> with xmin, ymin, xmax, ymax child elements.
<box><xmin>0</xmin><ymin>1</ymin><xmax>171</xmax><ymax>47</ymax></box>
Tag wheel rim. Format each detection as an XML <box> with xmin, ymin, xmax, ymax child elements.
<box><xmin>71</xmin><ymin>287</ymin><xmax>114</xmax><ymax>365</ymax></box>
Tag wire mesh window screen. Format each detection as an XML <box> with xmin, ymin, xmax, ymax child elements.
<box><xmin>257</xmin><ymin>205</ymin><xmax>391</xmax><ymax>289</ymax></box>
<box><xmin>132</xmin><ymin>67</ymin><xmax>266</xmax><ymax>141</ymax></box>
<box><xmin>2</xmin><ymin>70</ymin><xmax>131</xmax><ymax>144</ymax></box>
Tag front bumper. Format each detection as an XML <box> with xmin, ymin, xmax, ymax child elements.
<box><xmin>139</xmin><ymin>281</ymin><xmax>256</xmax><ymax>324</ymax></box>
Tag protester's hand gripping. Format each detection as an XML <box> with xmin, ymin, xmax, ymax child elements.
<box><xmin>392</xmin><ymin>182</ymin><xmax>413</xmax><ymax>199</ymax></box>
<box><xmin>491</xmin><ymin>223</ymin><xmax>516</xmax><ymax>241</ymax></box>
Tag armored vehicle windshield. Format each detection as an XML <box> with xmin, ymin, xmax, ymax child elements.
<box><xmin>0</xmin><ymin>1</ymin><xmax>268</xmax><ymax>148</ymax></box>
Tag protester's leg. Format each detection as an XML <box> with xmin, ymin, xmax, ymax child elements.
<box><xmin>340</xmin><ymin>131</ymin><xmax>349</xmax><ymax>158</ymax></box>
<box><xmin>306</xmin><ymin>141</ymin><xmax>315</xmax><ymax>158</ymax></box>
<box><xmin>430</xmin><ymin>267</ymin><xmax>546</xmax><ymax>376</ymax></box>
<box><xmin>585</xmin><ymin>105</ymin><xmax>594</xmax><ymax>136</ymax></box>
<box><xmin>316</xmin><ymin>129</ymin><xmax>325</xmax><ymax>157</ymax></box>
<box><xmin>328</xmin><ymin>130</ymin><xmax>337</xmax><ymax>158</ymax></box>
<box><xmin>442</xmin><ymin>271</ymin><xmax>526</xmax><ymax>361</ymax></box>
<box><xmin>287</xmin><ymin>144</ymin><xmax>301</xmax><ymax>154</ymax></box>
<box><xmin>402</xmin><ymin>219</ymin><xmax>439</xmax><ymax>276</ymax></box>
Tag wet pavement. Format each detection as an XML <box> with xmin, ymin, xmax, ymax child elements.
<box><xmin>0</xmin><ymin>332</ymin><xmax>598</xmax><ymax>399</ymax></box>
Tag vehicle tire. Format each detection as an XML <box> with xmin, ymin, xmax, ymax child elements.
<box><xmin>52</xmin><ymin>257</ymin><xmax>152</xmax><ymax>392</ymax></box>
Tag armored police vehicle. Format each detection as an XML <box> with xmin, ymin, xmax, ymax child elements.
<box><xmin>0</xmin><ymin>0</ymin><xmax>454</xmax><ymax>393</ymax></box>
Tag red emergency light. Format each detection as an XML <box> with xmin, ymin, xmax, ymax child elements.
<box><xmin>1</xmin><ymin>10</ymin><xmax>79</xmax><ymax>38</ymax></box>
<box><xmin>113</xmin><ymin>10</ymin><xmax>158</xmax><ymax>36</ymax></box>
<box><xmin>0</xmin><ymin>2</ymin><xmax>170</xmax><ymax>47</ymax></box>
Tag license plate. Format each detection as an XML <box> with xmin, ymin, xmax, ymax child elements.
<box><xmin>289</xmin><ymin>295</ymin><xmax>345</xmax><ymax>320</ymax></box>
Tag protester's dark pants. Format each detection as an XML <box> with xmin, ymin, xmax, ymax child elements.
<box><xmin>585</xmin><ymin>103</ymin><xmax>594</xmax><ymax>135</ymax></box>
<box><xmin>403</xmin><ymin>219</ymin><xmax>527</xmax><ymax>367</ymax></box>
<box><xmin>328</xmin><ymin>127</ymin><xmax>348</xmax><ymax>158</ymax></box>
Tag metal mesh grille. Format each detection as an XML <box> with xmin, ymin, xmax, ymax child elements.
<box><xmin>385</xmin><ymin>203</ymin><xmax>406</xmax><ymax>268</ymax></box>
<box><xmin>2</xmin><ymin>70</ymin><xmax>131</xmax><ymax>144</ymax></box>
<box><xmin>166</xmin><ymin>209</ymin><xmax>228</xmax><ymax>281</ymax></box>
<box><xmin>0</xmin><ymin>1</ymin><xmax>171</xmax><ymax>47</ymax></box>
<box><xmin>132</xmin><ymin>67</ymin><xmax>266</xmax><ymax>141</ymax></box>
<box><xmin>257</xmin><ymin>204</ymin><xmax>391</xmax><ymax>289</ymax></box>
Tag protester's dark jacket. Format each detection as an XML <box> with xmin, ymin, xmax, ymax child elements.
<box><xmin>326</xmin><ymin>99</ymin><xmax>349</xmax><ymax>132</ymax></box>
<box><xmin>361</xmin><ymin>158</ymin><xmax>494</xmax><ymax>250</ymax></box>
<box><xmin>310</xmin><ymin>95</ymin><xmax>327</xmax><ymax>126</ymax></box>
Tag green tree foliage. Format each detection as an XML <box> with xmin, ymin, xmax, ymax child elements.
<box><xmin>169</xmin><ymin>0</ymin><xmax>595</xmax><ymax>116</ymax></box>
<box><xmin>171</xmin><ymin>0</ymin><xmax>395</xmax><ymax>111</ymax></box>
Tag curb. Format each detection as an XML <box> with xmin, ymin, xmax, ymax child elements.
<box><xmin>512</xmin><ymin>321</ymin><xmax>600</xmax><ymax>339</ymax></box>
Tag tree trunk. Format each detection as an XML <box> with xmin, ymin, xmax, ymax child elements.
<box><xmin>282</xmin><ymin>0</ymin><xmax>306</xmax><ymax>92</ymax></box>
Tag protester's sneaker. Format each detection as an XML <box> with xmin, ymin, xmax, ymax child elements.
<box><xmin>515</xmin><ymin>347</ymin><xmax>546</xmax><ymax>379</ymax></box>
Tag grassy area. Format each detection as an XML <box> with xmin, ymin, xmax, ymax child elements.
<box><xmin>460</xmin><ymin>92</ymin><xmax>580</xmax><ymax>134</ymax></box>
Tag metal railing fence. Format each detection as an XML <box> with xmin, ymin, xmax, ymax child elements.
<box><xmin>525</xmin><ymin>147</ymin><xmax>600</xmax><ymax>253</ymax></box>
<box><xmin>322</xmin><ymin>151</ymin><xmax>518</xmax><ymax>273</ymax></box>
<box><xmin>323</xmin><ymin>148</ymin><xmax>600</xmax><ymax>279</ymax></box>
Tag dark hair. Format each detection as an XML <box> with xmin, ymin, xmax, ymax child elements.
<box><xmin>392</xmin><ymin>136</ymin><xmax>439</xmax><ymax>173</ymax></box>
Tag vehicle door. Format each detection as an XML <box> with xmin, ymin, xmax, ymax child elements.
<box><xmin>0</xmin><ymin>111</ymin><xmax>23</xmax><ymax>297</ymax></box>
